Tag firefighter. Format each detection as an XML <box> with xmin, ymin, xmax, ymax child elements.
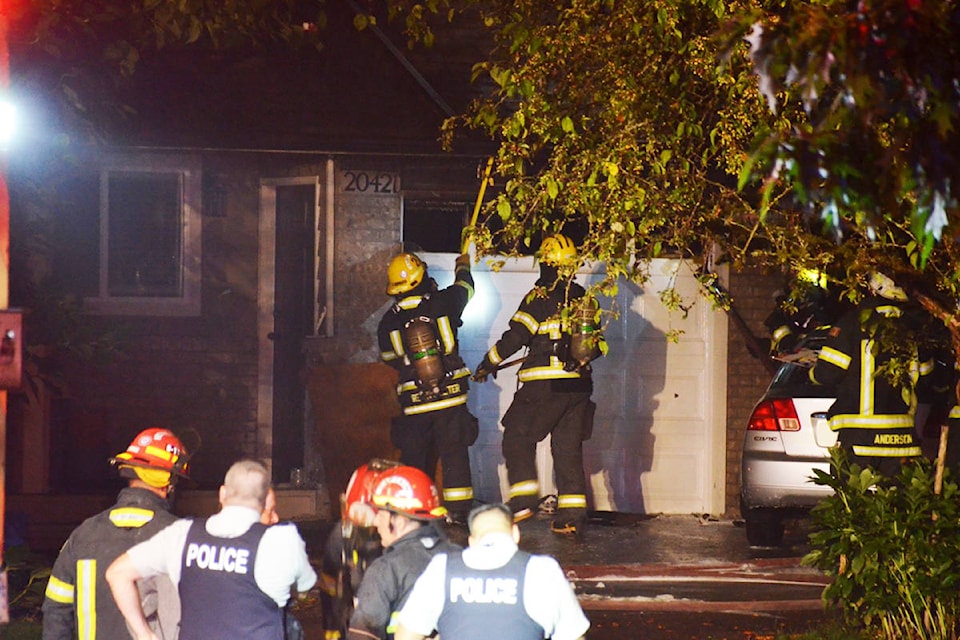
<box><xmin>346</xmin><ymin>465</ymin><xmax>457</xmax><ymax>640</ymax></box>
<box><xmin>320</xmin><ymin>459</ymin><xmax>399</xmax><ymax>640</ymax></box>
<box><xmin>377</xmin><ymin>252</ymin><xmax>478</xmax><ymax>523</ymax></box>
<box><xmin>765</xmin><ymin>268</ymin><xmax>846</xmax><ymax>358</ymax></box>
<box><xmin>42</xmin><ymin>427</ymin><xmax>191</xmax><ymax>640</ymax></box>
<box><xmin>810</xmin><ymin>273</ymin><xmax>933</xmax><ymax>476</ymax></box>
<box><xmin>474</xmin><ymin>234</ymin><xmax>605</xmax><ymax>537</ymax></box>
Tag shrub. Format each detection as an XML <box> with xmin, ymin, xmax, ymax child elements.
<box><xmin>803</xmin><ymin>450</ymin><xmax>960</xmax><ymax>639</ymax></box>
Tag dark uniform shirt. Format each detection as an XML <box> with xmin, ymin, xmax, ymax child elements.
<box><xmin>42</xmin><ymin>486</ymin><xmax>179</xmax><ymax>640</ymax></box>
<box><xmin>347</xmin><ymin>525</ymin><xmax>457</xmax><ymax>640</ymax></box>
<box><xmin>438</xmin><ymin>549</ymin><xmax>544</xmax><ymax>640</ymax></box>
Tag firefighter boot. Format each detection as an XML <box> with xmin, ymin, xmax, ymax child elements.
<box><xmin>551</xmin><ymin>510</ymin><xmax>587</xmax><ymax>539</ymax></box>
<box><xmin>511</xmin><ymin>501</ymin><xmax>539</xmax><ymax>523</ymax></box>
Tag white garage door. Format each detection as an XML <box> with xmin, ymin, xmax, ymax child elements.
<box><xmin>424</xmin><ymin>255</ymin><xmax>728</xmax><ymax>515</ymax></box>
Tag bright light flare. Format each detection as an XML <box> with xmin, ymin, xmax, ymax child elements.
<box><xmin>0</xmin><ymin>100</ymin><xmax>15</xmax><ymax>148</ymax></box>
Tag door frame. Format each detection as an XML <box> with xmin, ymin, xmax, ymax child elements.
<box><xmin>257</xmin><ymin>163</ymin><xmax>335</xmax><ymax>467</ymax></box>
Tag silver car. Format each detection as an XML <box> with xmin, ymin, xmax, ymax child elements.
<box><xmin>740</xmin><ymin>360</ymin><xmax>836</xmax><ymax>547</ymax></box>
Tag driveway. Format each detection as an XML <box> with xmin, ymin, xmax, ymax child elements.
<box><xmin>293</xmin><ymin>512</ymin><xmax>838</xmax><ymax>637</ymax></box>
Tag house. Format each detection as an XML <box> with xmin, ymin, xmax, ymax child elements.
<box><xmin>4</xmin><ymin>2</ymin><xmax>781</xmax><ymax>550</ymax></box>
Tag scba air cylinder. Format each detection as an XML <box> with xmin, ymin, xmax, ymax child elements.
<box><xmin>568</xmin><ymin>300</ymin><xmax>602</xmax><ymax>369</ymax></box>
<box><xmin>404</xmin><ymin>317</ymin><xmax>445</xmax><ymax>394</ymax></box>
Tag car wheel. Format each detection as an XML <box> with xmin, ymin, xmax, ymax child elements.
<box><xmin>744</xmin><ymin>515</ymin><xmax>785</xmax><ymax>547</ymax></box>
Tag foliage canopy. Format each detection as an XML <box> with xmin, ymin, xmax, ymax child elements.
<box><xmin>7</xmin><ymin>0</ymin><xmax>960</xmax><ymax>369</ymax></box>
<box><xmin>383</xmin><ymin>0</ymin><xmax>960</xmax><ymax>379</ymax></box>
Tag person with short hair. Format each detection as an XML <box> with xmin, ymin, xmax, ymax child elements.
<box><xmin>42</xmin><ymin>427</ymin><xmax>191</xmax><ymax>640</ymax></box>
<box><xmin>395</xmin><ymin>502</ymin><xmax>590</xmax><ymax>640</ymax></box>
<box><xmin>106</xmin><ymin>459</ymin><xmax>316</xmax><ymax>640</ymax></box>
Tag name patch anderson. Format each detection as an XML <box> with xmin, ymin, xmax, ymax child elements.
<box><xmin>873</xmin><ymin>433</ymin><xmax>914</xmax><ymax>445</ymax></box>
<box><xmin>185</xmin><ymin>543</ymin><xmax>250</xmax><ymax>574</ymax></box>
<box><xmin>449</xmin><ymin>577</ymin><xmax>518</xmax><ymax>605</ymax></box>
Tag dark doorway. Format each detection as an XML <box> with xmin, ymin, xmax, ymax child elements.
<box><xmin>271</xmin><ymin>184</ymin><xmax>317</xmax><ymax>485</ymax></box>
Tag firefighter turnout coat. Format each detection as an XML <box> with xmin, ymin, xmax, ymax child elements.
<box><xmin>480</xmin><ymin>275</ymin><xmax>599</xmax><ymax>523</ymax></box>
<box><xmin>810</xmin><ymin>296</ymin><xmax>932</xmax><ymax>469</ymax></box>
<box><xmin>42</xmin><ymin>487</ymin><xmax>180</xmax><ymax>640</ymax></box>
<box><xmin>377</xmin><ymin>260</ymin><xmax>478</xmax><ymax>515</ymax></box>
<box><xmin>378</xmin><ymin>262</ymin><xmax>474</xmax><ymax>416</ymax></box>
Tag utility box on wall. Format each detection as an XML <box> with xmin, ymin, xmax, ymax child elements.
<box><xmin>0</xmin><ymin>309</ymin><xmax>23</xmax><ymax>390</ymax></box>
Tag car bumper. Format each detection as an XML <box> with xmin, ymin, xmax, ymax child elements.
<box><xmin>741</xmin><ymin>455</ymin><xmax>834</xmax><ymax>510</ymax></box>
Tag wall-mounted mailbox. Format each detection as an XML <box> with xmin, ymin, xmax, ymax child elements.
<box><xmin>0</xmin><ymin>309</ymin><xmax>23</xmax><ymax>390</ymax></box>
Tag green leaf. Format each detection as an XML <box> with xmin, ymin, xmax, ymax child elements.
<box><xmin>561</xmin><ymin>116</ymin><xmax>574</xmax><ymax>133</ymax></box>
<box><xmin>497</xmin><ymin>199</ymin><xmax>512</xmax><ymax>221</ymax></box>
<box><xmin>546</xmin><ymin>178</ymin><xmax>559</xmax><ymax>200</ymax></box>
<box><xmin>737</xmin><ymin>153</ymin><xmax>758</xmax><ymax>191</ymax></box>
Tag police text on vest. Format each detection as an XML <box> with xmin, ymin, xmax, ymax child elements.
<box><xmin>449</xmin><ymin>577</ymin><xmax>518</xmax><ymax>604</ymax></box>
<box><xmin>185</xmin><ymin>543</ymin><xmax>250</xmax><ymax>574</ymax></box>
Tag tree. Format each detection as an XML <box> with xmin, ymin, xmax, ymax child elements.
<box><xmin>10</xmin><ymin>0</ymin><xmax>960</xmax><ymax>395</ymax></box>
<box><xmin>381</xmin><ymin>0</ymin><xmax>960</xmax><ymax>398</ymax></box>
<box><xmin>728</xmin><ymin>0</ymin><xmax>960</xmax><ymax>374</ymax></box>
<box><xmin>377</xmin><ymin>1</ymin><xmax>828</xmax><ymax>302</ymax></box>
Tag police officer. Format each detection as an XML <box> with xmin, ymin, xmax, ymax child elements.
<box><xmin>394</xmin><ymin>503</ymin><xmax>589</xmax><ymax>640</ymax></box>
<box><xmin>347</xmin><ymin>465</ymin><xmax>457</xmax><ymax>640</ymax></box>
<box><xmin>474</xmin><ymin>234</ymin><xmax>604</xmax><ymax>536</ymax></box>
<box><xmin>811</xmin><ymin>273</ymin><xmax>933</xmax><ymax>476</ymax></box>
<box><xmin>378</xmin><ymin>252</ymin><xmax>478</xmax><ymax>522</ymax></box>
<box><xmin>42</xmin><ymin>427</ymin><xmax>190</xmax><ymax>640</ymax></box>
<box><xmin>106</xmin><ymin>459</ymin><xmax>317</xmax><ymax>640</ymax></box>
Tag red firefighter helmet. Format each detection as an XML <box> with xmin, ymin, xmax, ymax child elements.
<box><xmin>110</xmin><ymin>428</ymin><xmax>190</xmax><ymax>482</ymax></box>
<box><xmin>343</xmin><ymin>459</ymin><xmax>400</xmax><ymax>526</ymax></box>
<box><xmin>370</xmin><ymin>465</ymin><xmax>447</xmax><ymax>520</ymax></box>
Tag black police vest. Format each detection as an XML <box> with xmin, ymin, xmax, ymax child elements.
<box><xmin>438</xmin><ymin>549</ymin><xmax>545</xmax><ymax>640</ymax></box>
<box><xmin>178</xmin><ymin>518</ymin><xmax>283</xmax><ymax>640</ymax></box>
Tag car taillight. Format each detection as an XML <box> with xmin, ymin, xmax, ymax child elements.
<box><xmin>747</xmin><ymin>399</ymin><xmax>801</xmax><ymax>432</ymax></box>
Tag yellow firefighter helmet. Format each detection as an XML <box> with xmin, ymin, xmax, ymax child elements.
<box><xmin>386</xmin><ymin>253</ymin><xmax>427</xmax><ymax>296</ymax></box>
<box><xmin>537</xmin><ymin>234</ymin><xmax>578</xmax><ymax>267</ymax></box>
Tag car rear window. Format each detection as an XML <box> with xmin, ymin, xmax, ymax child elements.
<box><xmin>768</xmin><ymin>361</ymin><xmax>836</xmax><ymax>398</ymax></box>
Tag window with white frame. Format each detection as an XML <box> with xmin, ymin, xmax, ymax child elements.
<box><xmin>83</xmin><ymin>154</ymin><xmax>202</xmax><ymax>316</ymax></box>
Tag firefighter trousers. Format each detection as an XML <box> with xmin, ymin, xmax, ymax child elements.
<box><xmin>390</xmin><ymin>404</ymin><xmax>478</xmax><ymax>516</ymax></box>
<box><xmin>501</xmin><ymin>381</ymin><xmax>595</xmax><ymax>521</ymax></box>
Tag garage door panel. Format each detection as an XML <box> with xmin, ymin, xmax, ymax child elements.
<box><xmin>650</xmin><ymin>378</ymin><xmax>708</xmax><ymax>421</ymax></box>
<box><xmin>425</xmin><ymin>255</ymin><xmax>727</xmax><ymax>515</ymax></box>
<box><xmin>642</xmin><ymin>450</ymin><xmax>706</xmax><ymax>510</ymax></box>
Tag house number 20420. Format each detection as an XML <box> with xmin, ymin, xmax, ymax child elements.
<box><xmin>340</xmin><ymin>170</ymin><xmax>401</xmax><ymax>194</ymax></box>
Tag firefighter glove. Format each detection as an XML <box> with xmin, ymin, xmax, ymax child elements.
<box><xmin>455</xmin><ymin>253</ymin><xmax>471</xmax><ymax>271</ymax></box>
<box><xmin>472</xmin><ymin>357</ymin><xmax>497</xmax><ymax>383</ymax></box>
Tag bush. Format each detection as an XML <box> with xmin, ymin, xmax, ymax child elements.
<box><xmin>803</xmin><ymin>450</ymin><xmax>960</xmax><ymax>639</ymax></box>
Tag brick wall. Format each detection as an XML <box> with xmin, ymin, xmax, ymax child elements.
<box><xmin>724</xmin><ymin>267</ymin><xmax>784</xmax><ymax>517</ymax></box>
